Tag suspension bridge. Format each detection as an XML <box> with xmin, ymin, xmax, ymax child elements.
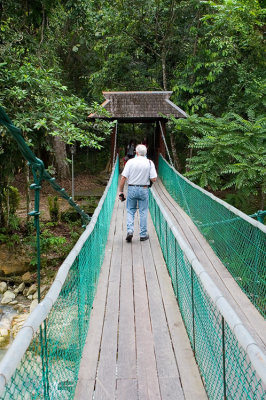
<box><xmin>0</xmin><ymin>93</ymin><xmax>265</xmax><ymax>399</ymax></box>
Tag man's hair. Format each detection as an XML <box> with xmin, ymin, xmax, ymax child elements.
<box><xmin>136</xmin><ymin>144</ymin><xmax>147</xmax><ymax>156</ymax></box>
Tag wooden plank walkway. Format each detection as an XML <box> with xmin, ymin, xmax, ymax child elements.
<box><xmin>154</xmin><ymin>179</ymin><xmax>266</xmax><ymax>350</ymax></box>
<box><xmin>75</xmin><ymin>188</ymin><xmax>207</xmax><ymax>400</ymax></box>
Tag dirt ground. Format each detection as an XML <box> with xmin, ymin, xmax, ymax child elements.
<box><xmin>13</xmin><ymin>171</ymin><xmax>109</xmax><ymax>222</ymax></box>
<box><xmin>0</xmin><ymin>170</ymin><xmax>110</xmax><ymax>284</ymax></box>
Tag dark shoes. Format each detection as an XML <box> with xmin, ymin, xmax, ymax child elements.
<box><xmin>126</xmin><ymin>232</ymin><xmax>133</xmax><ymax>242</ymax></box>
<box><xmin>140</xmin><ymin>234</ymin><xmax>149</xmax><ymax>241</ymax></box>
<box><xmin>126</xmin><ymin>233</ymin><xmax>149</xmax><ymax>242</ymax></box>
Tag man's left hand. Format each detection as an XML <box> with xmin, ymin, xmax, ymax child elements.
<box><xmin>119</xmin><ymin>192</ymin><xmax>126</xmax><ymax>202</ymax></box>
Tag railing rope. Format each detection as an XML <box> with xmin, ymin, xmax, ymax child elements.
<box><xmin>149</xmin><ymin>187</ymin><xmax>266</xmax><ymax>398</ymax></box>
<box><xmin>159</xmin><ymin>154</ymin><xmax>266</xmax><ymax>318</ymax></box>
<box><xmin>0</xmin><ymin>157</ymin><xmax>119</xmax><ymax>398</ymax></box>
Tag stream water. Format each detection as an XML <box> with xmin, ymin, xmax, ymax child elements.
<box><xmin>0</xmin><ymin>303</ymin><xmax>18</xmax><ymax>361</ymax></box>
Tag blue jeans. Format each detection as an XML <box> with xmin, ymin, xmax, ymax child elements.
<box><xmin>127</xmin><ymin>186</ymin><xmax>149</xmax><ymax>238</ymax></box>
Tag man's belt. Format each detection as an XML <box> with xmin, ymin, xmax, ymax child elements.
<box><xmin>128</xmin><ymin>184</ymin><xmax>148</xmax><ymax>187</ymax></box>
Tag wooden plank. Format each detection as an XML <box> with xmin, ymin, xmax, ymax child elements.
<box><xmin>116</xmin><ymin>379</ymin><xmax>138</xmax><ymax>400</ymax></box>
<box><xmin>148</xmin><ymin>213</ymin><xmax>208</xmax><ymax>400</ymax></box>
<box><xmin>158</xmin><ymin>377</ymin><xmax>185</xmax><ymax>400</ymax></box>
<box><xmin>132</xmin><ymin>220</ymin><xmax>161</xmax><ymax>400</ymax></box>
<box><xmin>117</xmin><ymin>206</ymin><xmax>137</xmax><ymax>379</ymax></box>
<box><xmin>93</xmin><ymin>200</ymin><xmax>124</xmax><ymax>399</ymax></box>
<box><xmin>155</xmin><ymin>180</ymin><xmax>266</xmax><ymax>348</ymax></box>
<box><xmin>141</xmin><ymin>238</ymin><xmax>184</xmax><ymax>399</ymax></box>
<box><xmin>74</xmin><ymin>198</ymin><xmax>120</xmax><ymax>400</ymax></box>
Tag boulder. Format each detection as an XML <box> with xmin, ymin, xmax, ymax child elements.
<box><xmin>0</xmin><ymin>328</ymin><xmax>10</xmax><ymax>348</ymax></box>
<box><xmin>0</xmin><ymin>244</ymin><xmax>30</xmax><ymax>276</ymax></box>
<box><xmin>9</xmin><ymin>300</ymin><xmax>18</xmax><ymax>305</ymax></box>
<box><xmin>27</xmin><ymin>295</ymin><xmax>33</xmax><ymax>300</ymax></box>
<box><xmin>40</xmin><ymin>285</ymin><xmax>48</xmax><ymax>295</ymax></box>
<box><xmin>14</xmin><ymin>304</ymin><xmax>27</xmax><ymax>313</ymax></box>
<box><xmin>1</xmin><ymin>290</ymin><xmax>16</xmax><ymax>305</ymax></box>
<box><xmin>26</xmin><ymin>284</ymin><xmax>37</xmax><ymax>297</ymax></box>
<box><xmin>30</xmin><ymin>299</ymin><xmax>38</xmax><ymax>314</ymax></box>
<box><xmin>33</xmin><ymin>285</ymin><xmax>48</xmax><ymax>300</ymax></box>
<box><xmin>14</xmin><ymin>282</ymin><xmax>25</xmax><ymax>295</ymax></box>
<box><xmin>21</xmin><ymin>272</ymin><xmax>31</xmax><ymax>282</ymax></box>
<box><xmin>11</xmin><ymin>314</ymin><xmax>29</xmax><ymax>338</ymax></box>
<box><xmin>0</xmin><ymin>282</ymin><xmax>7</xmax><ymax>294</ymax></box>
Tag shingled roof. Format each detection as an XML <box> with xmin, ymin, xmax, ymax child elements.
<box><xmin>89</xmin><ymin>91</ymin><xmax>187</xmax><ymax>121</ymax></box>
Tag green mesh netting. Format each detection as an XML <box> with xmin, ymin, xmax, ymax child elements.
<box><xmin>158</xmin><ymin>155</ymin><xmax>266</xmax><ymax>318</ymax></box>
<box><xmin>149</xmin><ymin>192</ymin><xmax>266</xmax><ymax>400</ymax></box>
<box><xmin>1</xmin><ymin>160</ymin><xmax>119</xmax><ymax>400</ymax></box>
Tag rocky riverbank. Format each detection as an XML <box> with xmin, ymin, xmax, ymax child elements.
<box><xmin>0</xmin><ymin>273</ymin><xmax>48</xmax><ymax>353</ymax></box>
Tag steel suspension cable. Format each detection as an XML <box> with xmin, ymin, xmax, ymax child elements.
<box><xmin>159</xmin><ymin>121</ymin><xmax>173</xmax><ymax>167</ymax></box>
<box><xmin>158</xmin><ymin>121</ymin><xmax>192</xmax><ymax>217</ymax></box>
<box><xmin>113</xmin><ymin>121</ymin><xmax>118</xmax><ymax>167</ymax></box>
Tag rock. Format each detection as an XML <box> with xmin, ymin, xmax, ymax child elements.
<box><xmin>26</xmin><ymin>284</ymin><xmax>37</xmax><ymax>297</ymax></box>
<box><xmin>14</xmin><ymin>282</ymin><xmax>25</xmax><ymax>295</ymax></box>
<box><xmin>30</xmin><ymin>299</ymin><xmax>38</xmax><ymax>314</ymax></box>
<box><xmin>14</xmin><ymin>304</ymin><xmax>27</xmax><ymax>313</ymax></box>
<box><xmin>9</xmin><ymin>300</ymin><xmax>18</xmax><ymax>305</ymax></box>
<box><xmin>27</xmin><ymin>295</ymin><xmax>33</xmax><ymax>300</ymax></box>
<box><xmin>1</xmin><ymin>290</ymin><xmax>16</xmax><ymax>305</ymax></box>
<box><xmin>0</xmin><ymin>244</ymin><xmax>30</xmax><ymax>276</ymax></box>
<box><xmin>0</xmin><ymin>282</ymin><xmax>7</xmax><ymax>294</ymax></box>
<box><xmin>40</xmin><ymin>285</ymin><xmax>48</xmax><ymax>295</ymax></box>
<box><xmin>21</xmin><ymin>272</ymin><xmax>31</xmax><ymax>282</ymax></box>
<box><xmin>23</xmin><ymin>289</ymin><xmax>28</xmax><ymax>296</ymax></box>
<box><xmin>11</xmin><ymin>314</ymin><xmax>29</xmax><ymax>338</ymax></box>
<box><xmin>0</xmin><ymin>328</ymin><xmax>10</xmax><ymax>348</ymax></box>
<box><xmin>33</xmin><ymin>285</ymin><xmax>48</xmax><ymax>300</ymax></box>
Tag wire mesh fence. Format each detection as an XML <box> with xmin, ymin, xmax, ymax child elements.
<box><xmin>0</xmin><ymin>159</ymin><xmax>119</xmax><ymax>400</ymax></box>
<box><xmin>158</xmin><ymin>155</ymin><xmax>266</xmax><ymax>318</ymax></box>
<box><xmin>149</xmin><ymin>190</ymin><xmax>266</xmax><ymax>400</ymax></box>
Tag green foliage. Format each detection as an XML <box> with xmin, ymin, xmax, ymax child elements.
<box><xmin>171</xmin><ymin>113</ymin><xmax>266</xmax><ymax>208</ymax></box>
<box><xmin>41</xmin><ymin>229</ymin><xmax>67</xmax><ymax>255</ymax></box>
<box><xmin>0</xmin><ymin>0</ymin><xmax>265</xmax><ymax>220</ymax></box>
<box><xmin>0</xmin><ymin>186</ymin><xmax>21</xmax><ymax>229</ymax></box>
<box><xmin>48</xmin><ymin>196</ymin><xmax>60</xmax><ymax>223</ymax></box>
<box><xmin>61</xmin><ymin>209</ymin><xmax>81</xmax><ymax>223</ymax></box>
<box><xmin>3</xmin><ymin>186</ymin><xmax>20</xmax><ymax>214</ymax></box>
<box><xmin>172</xmin><ymin>0</ymin><xmax>265</xmax><ymax>116</ymax></box>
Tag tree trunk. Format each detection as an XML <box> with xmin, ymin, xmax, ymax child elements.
<box><xmin>24</xmin><ymin>161</ymin><xmax>32</xmax><ymax>222</ymax></box>
<box><xmin>161</xmin><ymin>51</ymin><xmax>181</xmax><ymax>171</ymax></box>
<box><xmin>53</xmin><ymin>136</ymin><xmax>70</xmax><ymax>180</ymax></box>
<box><xmin>169</xmin><ymin>132</ymin><xmax>182</xmax><ymax>172</ymax></box>
<box><xmin>0</xmin><ymin>197</ymin><xmax>4</xmax><ymax>228</ymax></box>
<box><xmin>161</xmin><ymin>51</ymin><xmax>167</xmax><ymax>91</ymax></box>
<box><xmin>260</xmin><ymin>187</ymin><xmax>265</xmax><ymax>210</ymax></box>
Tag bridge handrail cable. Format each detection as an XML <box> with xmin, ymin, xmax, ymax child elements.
<box><xmin>161</xmin><ymin>155</ymin><xmax>266</xmax><ymax>232</ymax></box>
<box><xmin>0</xmin><ymin>158</ymin><xmax>119</xmax><ymax>398</ymax></box>
<box><xmin>159</xmin><ymin>155</ymin><xmax>266</xmax><ymax>318</ymax></box>
<box><xmin>150</xmin><ymin>188</ymin><xmax>266</xmax><ymax>398</ymax></box>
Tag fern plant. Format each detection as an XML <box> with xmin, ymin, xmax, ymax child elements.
<box><xmin>171</xmin><ymin>113</ymin><xmax>266</xmax><ymax>209</ymax></box>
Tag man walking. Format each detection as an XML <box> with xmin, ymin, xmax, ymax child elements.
<box><xmin>119</xmin><ymin>144</ymin><xmax>157</xmax><ymax>242</ymax></box>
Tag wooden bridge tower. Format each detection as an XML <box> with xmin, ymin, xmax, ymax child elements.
<box><xmin>89</xmin><ymin>91</ymin><xmax>187</xmax><ymax>168</ymax></box>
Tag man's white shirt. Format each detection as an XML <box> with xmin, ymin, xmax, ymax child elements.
<box><xmin>122</xmin><ymin>156</ymin><xmax>157</xmax><ymax>185</ymax></box>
